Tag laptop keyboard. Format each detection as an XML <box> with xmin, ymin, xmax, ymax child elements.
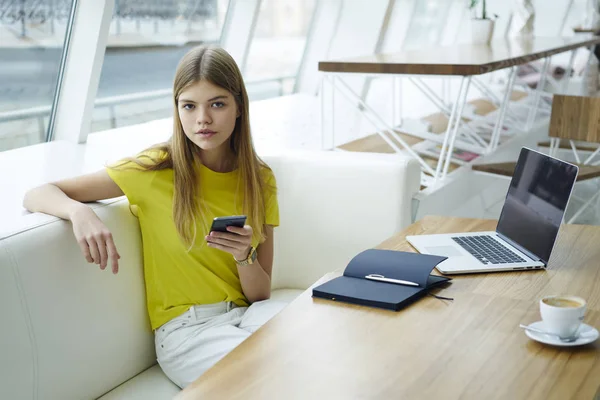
<box><xmin>451</xmin><ymin>235</ymin><xmax>526</xmax><ymax>265</ymax></box>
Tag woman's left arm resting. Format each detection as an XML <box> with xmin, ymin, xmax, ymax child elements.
<box><xmin>206</xmin><ymin>225</ymin><xmax>274</xmax><ymax>303</ymax></box>
<box><xmin>237</xmin><ymin>225</ymin><xmax>274</xmax><ymax>302</ymax></box>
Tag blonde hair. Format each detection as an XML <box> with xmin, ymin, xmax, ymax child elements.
<box><xmin>113</xmin><ymin>46</ymin><xmax>271</xmax><ymax>248</ymax></box>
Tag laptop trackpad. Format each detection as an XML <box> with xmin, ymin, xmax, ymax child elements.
<box><xmin>425</xmin><ymin>246</ymin><xmax>464</xmax><ymax>257</ymax></box>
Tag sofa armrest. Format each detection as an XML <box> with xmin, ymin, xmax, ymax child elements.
<box><xmin>0</xmin><ymin>200</ymin><xmax>155</xmax><ymax>400</ymax></box>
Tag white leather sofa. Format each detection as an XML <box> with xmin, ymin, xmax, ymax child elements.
<box><xmin>0</xmin><ymin>147</ymin><xmax>420</xmax><ymax>399</ymax></box>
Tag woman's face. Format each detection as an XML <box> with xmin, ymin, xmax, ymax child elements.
<box><xmin>177</xmin><ymin>80</ymin><xmax>239</xmax><ymax>153</ymax></box>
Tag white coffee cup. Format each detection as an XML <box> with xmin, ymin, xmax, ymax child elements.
<box><xmin>539</xmin><ymin>295</ymin><xmax>586</xmax><ymax>338</ymax></box>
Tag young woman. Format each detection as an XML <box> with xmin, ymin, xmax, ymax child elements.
<box><xmin>23</xmin><ymin>46</ymin><xmax>286</xmax><ymax>388</ymax></box>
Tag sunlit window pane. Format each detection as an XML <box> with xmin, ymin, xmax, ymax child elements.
<box><xmin>91</xmin><ymin>0</ymin><xmax>229</xmax><ymax>133</ymax></box>
<box><xmin>402</xmin><ymin>0</ymin><xmax>452</xmax><ymax>50</ymax></box>
<box><xmin>0</xmin><ymin>0</ymin><xmax>75</xmax><ymax>152</ymax></box>
<box><xmin>244</xmin><ymin>0</ymin><xmax>315</xmax><ymax>100</ymax></box>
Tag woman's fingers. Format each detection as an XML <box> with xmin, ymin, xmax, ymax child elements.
<box><xmin>105</xmin><ymin>235</ymin><xmax>120</xmax><ymax>274</ymax></box>
<box><xmin>71</xmin><ymin>210</ymin><xmax>119</xmax><ymax>273</ymax></box>
<box><xmin>79</xmin><ymin>234</ymin><xmax>120</xmax><ymax>273</ymax></box>
<box><xmin>87</xmin><ymin>237</ymin><xmax>101</xmax><ymax>265</ymax></box>
<box><xmin>78</xmin><ymin>238</ymin><xmax>94</xmax><ymax>263</ymax></box>
<box><xmin>206</xmin><ymin>241</ymin><xmax>237</xmax><ymax>253</ymax></box>
<box><xmin>206</xmin><ymin>233</ymin><xmax>251</xmax><ymax>254</ymax></box>
<box><xmin>206</xmin><ymin>233</ymin><xmax>251</xmax><ymax>261</ymax></box>
<box><xmin>206</xmin><ymin>235</ymin><xmax>243</xmax><ymax>248</ymax></box>
<box><xmin>226</xmin><ymin>225</ymin><xmax>253</xmax><ymax>236</ymax></box>
<box><xmin>97</xmin><ymin>236</ymin><xmax>109</xmax><ymax>270</ymax></box>
<box><xmin>208</xmin><ymin>232</ymin><xmax>245</xmax><ymax>244</ymax></box>
<box><xmin>208</xmin><ymin>231</ymin><xmax>248</xmax><ymax>244</ymax></box>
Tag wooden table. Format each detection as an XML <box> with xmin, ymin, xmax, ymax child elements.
<box><xmin>318</xmin><ymin>37</ymin><xmax>600</xmax><ymax>76</ymax></box>
<box><xmin>177</xmin><ymin>216</ymin><xmax>600</xmax><ymax>400</ymax></box>
<box><xmin>318</xmin><ymin>36</ymin><xmax>600</xmax><ymax>187</ymax></box>
<box><xmin>574</xmin><ymin>28</ymin><xmax>598</xmax><ymax>34</ymax></box>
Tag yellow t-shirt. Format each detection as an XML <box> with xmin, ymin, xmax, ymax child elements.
<box><xmin>106</xmin><ymin>153</ymin><xmax>279</xmax><ymax>330</ymax></box>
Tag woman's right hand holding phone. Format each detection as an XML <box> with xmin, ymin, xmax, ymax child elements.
<box><xmin>70</xmin><ymin>205</ymin><xmax>121</xmax><ymax>274</ymax></box>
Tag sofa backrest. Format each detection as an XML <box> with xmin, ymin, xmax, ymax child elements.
<box><xmin>263</xmin><ymin>150</ymin><xmax>421</xmax><ymax>290</ymax></box>
<box><xmin>0</xmin><ymin>149</ymin><xmax>420</xmax><ymax>400</ymax></box>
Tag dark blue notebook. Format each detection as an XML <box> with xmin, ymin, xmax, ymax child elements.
<box><xmin>312</xmin><ymin>249</ymin><xmax>450</xmax><ymax>311</ymax></box>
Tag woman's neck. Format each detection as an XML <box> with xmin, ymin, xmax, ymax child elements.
<box><xmin>197</xmin><ymin>147</ymin><xmax>236</xmax><ymax>173</ymax></box>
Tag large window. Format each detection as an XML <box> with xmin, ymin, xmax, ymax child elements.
<box><xmin>243</xmin><ymin>0</ymin><xmax>315</xmax><ymax>100</ymax></box>
<box><xmin>91</xmin><ymin>0</ymin><xmax>229</xmax><ymax>133</ymax></box>
<box><xmin>557</xmin><ymin>0</ymin><xmax>589</xmax><ymax>36</ymax></box>
<box><xmin>0</xmin><ymin>0</ymin><xmax>76</xmax><ymax>152</ymax></box>
<box><xmin>402</xmin><ymin>0</ymin><xmax>453</xmax><ymax>50</ymax></box>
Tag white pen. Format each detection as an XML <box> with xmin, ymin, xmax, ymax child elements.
<box><xmin>365</xmin><ymin>274</ymin><xmax>419</xmax><ymax>287</ymax></box>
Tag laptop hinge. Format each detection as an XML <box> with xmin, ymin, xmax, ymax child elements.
<box><xmin>496</xmin><ymin>232</ymin><xmax>545</xmax><ymax>265</ymax></box>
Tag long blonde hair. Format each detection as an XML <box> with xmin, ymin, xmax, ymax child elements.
<box><xmin>114</xmin><ymin>46</ymin><xmax>271</xmax><ymax>248</ymax></box>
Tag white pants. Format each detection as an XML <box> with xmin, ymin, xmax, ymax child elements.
<box><xmin>154</xmin><ymin>299</ymin><xmax>288</xmax><ymax>388</ymax></box>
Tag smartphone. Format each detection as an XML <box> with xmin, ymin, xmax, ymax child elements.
<box><xmin>210</xmin><ymin>215</ymin><xmax>247</xmax><ymax>233</ymax></box>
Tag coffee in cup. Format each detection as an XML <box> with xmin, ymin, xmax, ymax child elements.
<box><xmin>542</xmin><ymin>297</ymin><xmax>583</xmax><ymax>308</ymax></box>
<box><xmin>540</xmin><ymin>295</ymin><xmax>586</xmax><ymax>338</ymax></box>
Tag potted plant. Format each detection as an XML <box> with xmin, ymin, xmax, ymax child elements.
<box><xmin>469</xmin><ymin>0</ymin><xmax>496</xmax><ymax>44</ymax></box>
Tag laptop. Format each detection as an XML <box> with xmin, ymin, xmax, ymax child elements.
<box><xmin>407</xmin><ymin>147</ymin><xmax>579</xmax><ymax>274</ymax></box>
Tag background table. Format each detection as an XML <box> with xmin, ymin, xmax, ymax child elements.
<box><xmin>318</xmin><ymin>36</ymin><xmax>600</xmax><ymax>186</ymax></box>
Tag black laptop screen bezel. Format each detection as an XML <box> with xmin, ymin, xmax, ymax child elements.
<box><xmin>495</xmin><ymin>148</ymin><xmax>579</xmax><ymax>265</ymax></box>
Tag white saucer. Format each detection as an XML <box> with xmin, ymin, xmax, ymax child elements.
<box><xmin>524</xmin><ymin>321</ymin><xmax>599</xmax><ymax>347</ymax></box>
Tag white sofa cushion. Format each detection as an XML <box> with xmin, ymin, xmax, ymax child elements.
<box><xmin>97</xmin><ymin>288</ymin><xmax>304</xmax><ymax>400</ymax></box>
<box><xmin>97</xmin><ymin>365</ymin><xmax>179</xmax><ymax>400</ymax></box>
<box><xmin>269</xmin><ymin>288</ymin><xmax>304</xmax><ymax>303</ymax></box>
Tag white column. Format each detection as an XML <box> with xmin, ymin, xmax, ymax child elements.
<box><xmin>294</xmin><ymin>0</ymin><xmax>343</xmax><ymax>95</ymax></box>
<box><xmin>379</xmin><ymin>0</ymin><xmax>417</xmax><ymax>52</ymax></box>
<box><xmin>219</xmin><ymin>0</ymin><xmax>262</xmax><ymax>72</ymax></box>
<box><xmin>52</xmin><ymin>0</ymin><xmax>115</xmax><ymax>143</ymax></box>
<box><xmin>509</xmin><ymin>0</ymin><xmax>535</xmax><ymax>37</ymax></box>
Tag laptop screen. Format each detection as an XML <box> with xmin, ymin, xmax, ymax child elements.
<box><xmin>496</xmin><ymin>148</ymin><xmax>578</xmax><ymax>264</ymax></box>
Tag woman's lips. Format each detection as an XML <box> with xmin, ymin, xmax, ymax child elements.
<box><xmin>196</xmin><ymin>130</ymin><xmax>216</xmax><ymax>138</ymax></box>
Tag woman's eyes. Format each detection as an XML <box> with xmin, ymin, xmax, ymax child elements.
<box><xmin>181</xmin><ymin>102</ymin><xmax>225</xmax><ymax>110</ymax></box>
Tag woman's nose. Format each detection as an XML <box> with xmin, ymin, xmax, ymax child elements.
<box><xmin>196</xmin><ymin>107</ymin><xmax>212</xmax><ymax>125</ymax></box>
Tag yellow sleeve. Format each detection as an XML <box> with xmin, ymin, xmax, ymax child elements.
<box><xmin>105</xmin><ymin>154</ymin><xmax>156</xmax><ymax>206</ymax></box>
<box><xmin>263</xmin><ymin>169</ymin><xmax>279</xmax><ymax>227</ymax></box>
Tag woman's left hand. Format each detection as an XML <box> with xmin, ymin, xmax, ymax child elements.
<box><xmin>206</xmin><ymin>225</ymin><xmax>253</xmax><ymax>261</ymax></box>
